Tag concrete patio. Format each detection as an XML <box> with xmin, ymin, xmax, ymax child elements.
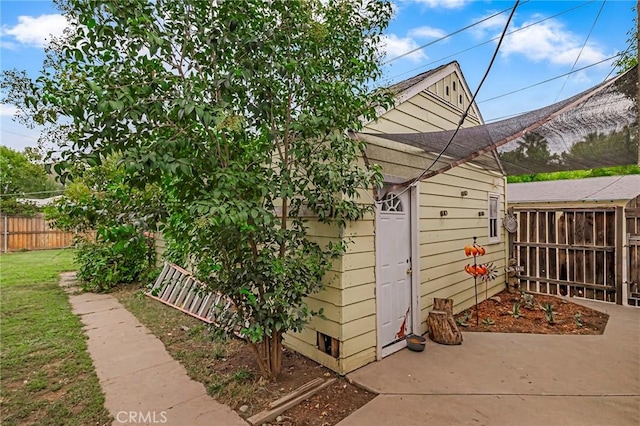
<box><xmin>340</xmin><ymin>299</ymin><xmax>639</xmax><ymax>426</ymax></box>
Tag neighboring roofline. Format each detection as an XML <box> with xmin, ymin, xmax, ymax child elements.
<box><xmin>507</xmin><ymin>175</ymin><xmax>640</xmax><ymax>203</ymax></box>
<box><xmin>368</xmin><ymin>61</ymin><xmax>484</xmax><ymax>126</ymax></box>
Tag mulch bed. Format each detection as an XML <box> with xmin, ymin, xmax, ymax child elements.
<box><xmin>454</xmin><ymin>289</ymin><xmax>609</xmax><ymax>334</ymax></box>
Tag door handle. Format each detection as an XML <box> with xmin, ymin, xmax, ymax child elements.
<box><xmin>406</xmin><ymin>268</ymin><xmax>412</xmax><ymax>274</ymax></box>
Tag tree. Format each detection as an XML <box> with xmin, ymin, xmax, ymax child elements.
<box><xmin>5</xmin><ymin>0</ymin><xmax>393</xmax><ymax>380</ymax></box>
<box><xmin>498</xmin><ymin>133</ymin><xmax>561</xmax><ymax>176</ymax></box>
<box><xmin>0</xmin><ymin>146</ymin><xmax>60</xmax><ymax>215</ymax></box>
<box><xmin>46</xmin><ymin>157</ymin><xmax>163</xmax><ymax>291</ymax></box>
<box><xmin>614</xmin><ymin>3</ymin><xmax>638</xmax><ymax>73</ymax></box>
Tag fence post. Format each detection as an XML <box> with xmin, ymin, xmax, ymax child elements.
<box><xmin>3</xmin><ymin>215</ymin><xmax>7</xmax><ymax>253</ymax></box>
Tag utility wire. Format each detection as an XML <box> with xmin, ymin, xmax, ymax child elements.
<box><xmin>383</xmin><ymin>0</ymin><xmax>529</xmax><ymax>65</ymax></box>
<box><xmin>554</xmin><ymin>0</ymin><xmax>606</xmax><ymax>101</ymax></box>
<box><xmin>478</xmin><ymin>53</ymin><xmax>621</xmax><ymax>104</ymax></box>
<box><xmin>383</xmin><ymin>0</ymin><xmax>520</xmax><ymax>200</ymax></box>
<box><xmin>384</xmin><ymin>0</ymin><xmax>595</xmax><ymax>83</ymax></box>
<box><xmin>0</xmin><ymin>189</ymin><xmax>65</xmax><ymax>198</ymax></box>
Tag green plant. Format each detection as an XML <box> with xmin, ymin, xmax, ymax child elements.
<box><xmin>574</xmin><ymin>311</ymin><xmax>584</xmax><ymax>328</ymax></box>
<box><xmin>481</xmin><ymin>317</ymin><xmax>495</xmax><ymax>326</ymax></box>
<box><xmin>508</xmin><ymin>301</ymin><xmax>523</xmax><ymax>318</ymax></box>
<box><xmin>456</xmin><ymin>310</ymin><xmax>471</xmax><ymax>327</ymax></box>
<box><xmin>540</xmin><ymin>303</ymin><xmax>557</xmax><ymax>324</ymax></box>
<box><xmin>45</xmin><ymin>157</ymin><xmax>162</xmax><ymax>292</ymax></box>
<box><xmin>521</xmin><ymin>291</ymin><xmax>536</xmax><ymax>309</ymax></box>
<box><xmin>233</xmin><ymin>368</ymin><xmax>254</xmax><ymax>382</ymax></box>
<box><xmin>75</xmin><ymin>228</ymin><xmax>153</xmax><ymax>292</ymax></box>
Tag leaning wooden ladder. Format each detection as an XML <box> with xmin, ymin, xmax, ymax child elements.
<box><xmin>146</xmin><ymin>262</ymin><xmax>245</xmax><ymax>336</ymax></box>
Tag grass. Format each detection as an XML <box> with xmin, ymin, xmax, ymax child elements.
<box><xmin>0</xmin><ymin>250</ymin><xmax>111</xmax><ymax>426</ymax></box>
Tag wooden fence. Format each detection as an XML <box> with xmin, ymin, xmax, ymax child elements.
<box><xmin>625</xmin><ymin>195</ymin><xmax>640</xmax><ymax>306</ymax></box>
<box><xmin>511</xmin><ymin>207</ymin><xmax>623</xmax><ymax>304</ymax></box>
<box><xmin>0</xmin><ymin>214</ymin><xmax>83</xmax><ymax>252</ymax></box>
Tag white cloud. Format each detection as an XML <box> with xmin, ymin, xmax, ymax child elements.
<box><xmin>500</xmin><ymin>19</ymin><xmax>608</xmax><ymax>66</ymax></box>
<box><xmin>0</xmin><ymin>40</ymin><xmax>18</xmax><ymax>50</ymax></box>
<box><xmin>381</xmin><ymin>34</ymin><xmax>428</xmax><ymax>62</ymax></box>
<box><xmin>469</xmin><ymin>11</ymin><xmax>509</xmax><ymax>38</ymax></box>
<box><xmin>408</xmin><ymin>26</ymin><xmax>446</xmax><ymax>39</ymax></box>
<box><xmin>1</xmin><ymin>14</ymin><xmax>68</xmax><ymax>48</ymax></box>
<box><xmin>410</xmin><ymin>0</ymin><xmax>469</xmax><ymax>9</ymax></box>
<box><xmin>0</xmin><ymin>104</ymin><xmax>19</xmax><ymax>117</ymax></box>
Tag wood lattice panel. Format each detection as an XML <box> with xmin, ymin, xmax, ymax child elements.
<box><xmin>146</xmin><ymin>263</ymin><xmax>246</xmax><ymax>335</ymax></box>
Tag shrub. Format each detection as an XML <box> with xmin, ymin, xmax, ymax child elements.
<box><xmin>75</xmin><ymin>226</ymin><xmax>154</xmax><ymax>292</ymax></box>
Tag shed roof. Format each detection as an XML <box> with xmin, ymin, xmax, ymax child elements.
<box><xmin>386</xmin><ymin>63</ymin><xmax>450</xmax><ymax>95</ymax></box>
<box><xmin>508</xmin><ymin>175</ymin><xmax>640</xmax><ymax>203</ymax></box>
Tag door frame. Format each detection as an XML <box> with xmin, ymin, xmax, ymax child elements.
<box><xmin>375</xmin><ymin>179</ymin><xmax>420</xmax><ymax>360</ymax></box>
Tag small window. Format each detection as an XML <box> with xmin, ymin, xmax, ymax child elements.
<box><xmin>453</xmin><ymin>81</ymin><xmax>457</xmax><ymax>91</ymax></box>
<box><xmin>381</xmin><ymin>193</ymin><xmax>403</xmax><ymax>212</ymax></box>
<box><xmin>488</xmin><ymin>193</ymin><xmax>501</xmax><ymax>243</ymax></box>
<box><xmin>445</xmin><ymin>86</ymin><xmax>449</xmax><ymax>96</ymax></box>
<box><xmin>459</xmin><ymin>94</ymin><xmax>463</xmax><ymax>104</ymax></box>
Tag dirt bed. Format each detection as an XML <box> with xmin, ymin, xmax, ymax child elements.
<box><xmin>454</xmin><ymin>289</ymin><xmax>609</xmax><ymax>334</ymax></box>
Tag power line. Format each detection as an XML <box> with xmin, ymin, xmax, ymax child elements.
<box><xmin>384</xmin><ymin>0</ymin><xmax>521</xmax><ymax>199</ymax></box>
<box><xmin>477</xmin><ymin>53</ymin><xmax>621</xmax><ymax>104</ymax></box>
<box><xmin>1</xmin><ymin>129</ymin><xmax>39</xmax><ymax>138</ymax></box>
<box><xmin>0</xmin><ymin>189</ymin><xmax>65</xmax><ymax>198</ymax></box>
<box><xmin>384</xmin><ymin>0</ymin><xmax>595</xmax><ymax>83</ymax></box>
<box><xmin>554</xmin><ymin>0</ymin><xmax>606</xmax><ymax>101</ymax></box>
<box><xmin>383</xmin><ymin>1</ymin><xmax>529</xmax><ymax>65</ymax></box>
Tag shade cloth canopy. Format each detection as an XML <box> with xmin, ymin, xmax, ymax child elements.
<box><xmin>368</xmin><ymin>66</ymin><xmax>637</xmax><ymax>177</ymax></box>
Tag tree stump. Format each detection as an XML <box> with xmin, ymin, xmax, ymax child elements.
<box><xmin>427</xmin><ymin>298</ymin><xmax>462</xmax><ymax>345</ymax></box>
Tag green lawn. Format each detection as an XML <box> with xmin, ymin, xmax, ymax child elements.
<box><xmin>0</xmin><ymin>250</ymin><xmax>111</xmax><ymax>426</ymax></box>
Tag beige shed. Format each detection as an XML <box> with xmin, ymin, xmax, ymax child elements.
<box><xmin>285</xmin><ymin>62</ymin><xmax>508</xmax><ymax>374</ymax></box>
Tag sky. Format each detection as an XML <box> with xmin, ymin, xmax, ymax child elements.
<box><xmin>0</xmin><ymin>0</ymin><xmax>636</xmax><ymax>151</ymax></box>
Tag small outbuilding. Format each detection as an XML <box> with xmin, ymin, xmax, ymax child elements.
<box><xmin>285</xmin><ymin>62</ymin><xmax>508</xmax><ymax>374</ymax></box>
<box><xmin>507</xmin><ymin>175</ymin><xmax>640</xmax><ymax>307</ymax></box>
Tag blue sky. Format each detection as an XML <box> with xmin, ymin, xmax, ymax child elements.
<box><xmin>0</xmin><ymin>0</ymin><xmax>635</xmax><ymax>151</ymax></box>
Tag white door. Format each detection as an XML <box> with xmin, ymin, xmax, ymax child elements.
<box><xmin>378</xmin><ymin>190</ymin><xmax>413</xmax><ymax>349</ymax></box>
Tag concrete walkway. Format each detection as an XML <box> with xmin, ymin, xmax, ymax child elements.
<box><xmin>60</xmin><ymin>273</ymin><xmax>246</xmax><ymax>426</ymax></box>
<box><xmin>340</xmin><ymin>299</ymin><xmax>640</xmax><ymax>426</ymax></box>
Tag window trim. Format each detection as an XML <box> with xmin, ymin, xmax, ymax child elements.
<box><xmin>488</xmin><ymin>193</ymin><xmax>501</xmax><ymax>244</ymax></box>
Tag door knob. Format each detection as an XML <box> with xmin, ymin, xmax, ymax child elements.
<box><xmin>406</xmin><ymin>268</ymin><xmax>412</xmax><ymax>274</ymax></box>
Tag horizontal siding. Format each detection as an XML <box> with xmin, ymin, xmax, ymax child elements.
<box><xmin>341</xmin><ymin>347</ymin><xmax>376</xmax><ymax>374</ymax></box>
<box><xmin>365</xmin><ymin>85</ymin><xmax>481</xmax><ymax>135</ymax></box>
<box><xmin>342</xmin><ymin>268</ymin><xmax>375</xmax><ymax>289</ymax></box>
<box><xmin>417</xmin><ymin>163</ymin><xmax>507</xmax><ymax>331</ymax></box>
<box><xmin>314</xmin><ymin>315</ymin><xmax>376</xmax><ymax>341</ymax></box>
<box><xmin>365</xmin><ymin>145</ymin><xmax>448</xmax><ymax>179</ymax></box>
<box><xmin>341</xmin><ymin>330</ymin><xmax>376</xmax><ymax>356</ymax></box>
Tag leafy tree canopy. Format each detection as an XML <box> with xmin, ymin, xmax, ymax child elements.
<box><xmin>0</xmin><ymin>145</ymin><xmax>61</xmax><ymax>215</ymax></box>
<box><xmin>5</xmin><ymin>0</ymin><xmax>394</xmax><ymax>379</ymax></box>
<box><xmin>614</xmin><ymin>3</ymin><xmax>638</xmax><ymax>73</ymax></box>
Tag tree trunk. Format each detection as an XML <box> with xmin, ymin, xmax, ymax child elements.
<box><xmin>251</xmin><ymin>330</ymin><xmax>283</xmax><ymax>381</ymax></box>
<box><xmin>427</xmin><ymin>298</ymin><xmax>462</xmax><ymax>345</ymax></box>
